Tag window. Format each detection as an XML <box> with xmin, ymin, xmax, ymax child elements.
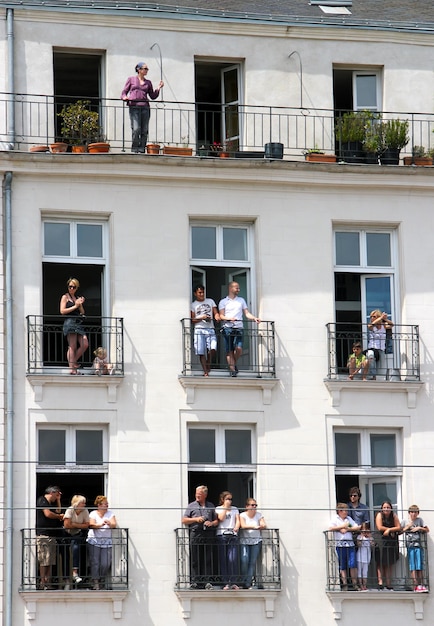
<box><xmin>187</xmin><ymin>425</ymin><xmax>255</xmax><ymax>508</ymax></box>
<box><xmin>334</xmin><ymin>428</ymin><xmax>401</xmax><ymax>523</ymax></box>
<box><xmin>333</xmin><ymin>68</ymin><xmax>382</xmax><ymax>113</ymax></box>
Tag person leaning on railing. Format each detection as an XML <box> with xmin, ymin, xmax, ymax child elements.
<box><xmin>35</xmin><ymin>485</ymin><xmax>64</xmax><ymax>590</ymax></box>
<box><xmin>401</xmin><ymin>505</ymin><xmax>430</xmax><ymax>592</ymax></box>
<box><xmin>239</xmin><ymin>497</ymin><xmax>266</xmax><ymax>589</ymax></box>
<box><xmin>328</xmin><ymin>503</ymin><xmax>361</xmax><ymax>591</ymax></box>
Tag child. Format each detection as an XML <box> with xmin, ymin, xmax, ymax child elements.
<box><xmin>328</xmin><ymin>503</ymin><xmax>361</xmax><ymax>590</ymax></box>
<box><xmin>347</xmin><ymin>342</ymin><xmax>369</xmax><ymax>381</ymax></box>
<box><xmin>356</xmin><ymin>523</ymin><xmax>374</xmax><ymax>591</ymax></box>
<box><xmin>401</xmin><ymin>505</ymin><xmax>429</xmax><ymax>592</ymax></box>
<box><xmin>92</xmin><ymin>347</ymin><xmax>113</xmax><ymax>375</ymax></box>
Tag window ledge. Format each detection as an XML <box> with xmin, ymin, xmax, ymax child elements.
<box><xmin>20</xmin><ymin>590</ymin><xmax>129</xmax><ymax>619</ymax></box>
<box><xmin>175</xmin><ymin>589</ymin><xmax>280</xmax><ymax>618</ymax></box>
<box><xmin>178</xmin><ymin>375</ymin><xmax>278</xmax><ymax>404</ymax></box>
<box><xmin>26</xmin><ymin>374</ymin><xmax>122</xmax><ymax>403</ymax></box>
<box><xmin>324</xmin><ymin>379</ymin><xmax>424</xmax><ymax>408</ymax></box>
<box><xmin>326</xmin><ymin>590</ymin><xmax>427</xmax><ymax>620</ymax></box>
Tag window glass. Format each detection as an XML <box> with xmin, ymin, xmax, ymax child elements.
<box><xmin>77</xmin><ymin>224</ymin><xmax>103</xmax><ymax>258</ymax></box>
<box><xmin>223</xmin><ymin>228</ymin><xmax>247</xmax><ymax>261</ymax></box>
<box><xmin>356</xmin><ymin>75</ymin><xmax>377</xmax><ymax>109</ymax></box>
<box><xmin>38</xmin><ymin>430</ymin><xmax>65</xmax><ymax>465</ymax></box>
<box><xmin>370</xmin><ymin>434</ymin><xmax>396</xmax><ymax>467</ymax></box>
<box><xmin>366</xmin><ymin>233</ymin><xmax>391</xmax><ymax>267</ymax></box>
<box><xmin>335</xmin><ymin>232</ymin><xmax>359</xmax><ymax>266</ymax></box>
<box><xmin>76</xmin><ymin>430</ymin><xmax>103</xmax><ymax>465</ymax></box>
<box><xmin>44</xmin><ymin>223</ymin><xmax>70</xmax><ymax>256</ymax></box>
<box><xmin>335</xmin><ymin>432</ymin><xmax>359</xmax><ymax>466</ymax></box>
<box><xmin>191</xmin><ymin>227</ymin><xmax>216</xmax><ymax>260</ymax></box>
<box><xmin>372</xmin><ymin>482</ymin><xmax>397</xmax><ymax>507</ymax></box>
<box><xmin>189</xmin><ymin>429</ymin><xmax>215</xmax><ymax>463</ymax></box>
<box><xmin>225</xmin><ymin>430</ymin><xmax>251</xmax><ymax>464</ymax></box>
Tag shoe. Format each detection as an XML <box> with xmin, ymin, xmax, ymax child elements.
<box><xmin>421</xmin><ymin>586</ymin><xmax>429</xmax><ymax>592</ymax></box>
<box><xmin>234</xmin><ymin>365</ymin><xmax>238</xmax><ymax>373</ymax></box>
<box><xmin>231</xmin><ymin>584</ymin><xmax>240</xmax><ymax>590</ymax></box>
<box><xmin>223</xmin><ymin>585</ymin><xmax>230</xmax><ymax>591</ymax></box>
<box><xmin>205</xmin><ymin>583</ymin><xmax>213</xmax><ymax>590</ymax></box>
<box><xmin>73</xmin><ymin>575</ymin><xmax>82</xmax><ymax>584</ymax></box>
<box><xmin>189</xmin><ymin>583</ymin><xmax>198</xmax><ymax>589</ymax></box>
<box><xmin>64</xmin><ymin>584</ymin><xmax>71</xmax><ymax>590</ymax></box>
<box><xmin>230</xmin><ymin>371</ymin><xmax>237</xmax><ymax>377</ymax></box>
<box><xmin>92</xmin><ymin>582</ymin><xmax>100</xmax><ymax>590</ymax></box>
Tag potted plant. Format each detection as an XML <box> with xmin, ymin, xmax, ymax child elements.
<box><xmin>362</xmin><ymin>121</ymin><xmax>381</xmax><ymax>164</ymax></box>
<box><xmin>379</xmin><ymin>118</ymin><xmax>409</xmax><ymax>165</ymax></box>
<box><xmin>162</xmin><ymin>144</ymin><xmax>193</xmax><ymax>156</ymax></box>
<box><xmin>403</xmin><ymin>145</ymin><xmax>433</xmax><ymax>166</ymax></box>
<box><xmin>335</xmin><ymin>111</ymin><xmax>367</xmax><ymax>163</ymax></box>
<box><xmin>146</xmin><ymin>143</ymin><xmax>161</xmax><ymax>155</ymax></box>
<box><xmin>304</xmin><ymin>148</ymin><xmax>337</xmax><ymax>163</ymax></box>
<box><xmin>58</xmin><ymin>100</ymin><xmax>100</xmax><ymax>152</ymax></box>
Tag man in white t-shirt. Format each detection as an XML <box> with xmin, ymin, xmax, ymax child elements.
<box><xmin>191</xmin><ymin>285</ymin><xmax>220</xmax><ymax>376</ymax></box>
<box><xmin>218</xmin><ymin>282</ymin><xmax>260</xmax><ymax>377</ymax></box>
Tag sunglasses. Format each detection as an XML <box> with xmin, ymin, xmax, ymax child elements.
<box><xmin>68</xmin><ymin>285</ymin><xmax>77</xmax><ymax>289</ymax></box>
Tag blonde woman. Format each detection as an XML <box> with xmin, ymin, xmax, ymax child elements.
<box><xmin>60</xmin><ymin>277</ymin><xmax>89</xmax><ymax>374</ymax></box>
<box><xmin>367</xmin><ymin>309</ymin><xmax>394</xmax><ymax>379</ymax></box>
<box><xmin>63</xmin><ymin>495</ymin><xmax>90</xmax><ymax>585</ymax></box>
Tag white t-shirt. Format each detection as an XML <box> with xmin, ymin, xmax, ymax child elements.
<box><xmin>63</xmin><ymin>506</ymin><xmax>90</xmax><ymax>536</ymax></box>
<box><xmin>191</xmin><ymin>298</ymin><xmax>217</xmax><ymax>330</ymax></box>
<box><xmin>218</xmin><ymin>296</ymin><xmax>248</xmax><ymax>329</ymax></box>
<box><xmin>216</xmin><ymin>506</ymin><xmax>239</xmax><ymax>535</ymax></box>
<box><xmin>86</xmin><ymin>509</ymin><xmax>116</xmax><ymax>546</ymax></box>
<box><xmin>240</xmin><ymin>511</ymin><xmax>264</xmax><ymax>545</ymax></box>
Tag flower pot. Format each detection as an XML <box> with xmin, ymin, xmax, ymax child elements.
<box><xmin>29</xmin><ymin>145</ymin><xmax>49</xmax><ymax>153</ymax></box>
<box><xmin>403</xmin><ymin>156</ymin><xmax>433</xmax><ymax>166</ymax></box>
<box><xmin>72</xmin><ymin>145</ymin><xmax>87</xmax><ymax>153</ymax></box>
<box><xmin>162</xmin><ymin>146</ymin><xmax>193</xmax><ymax>156</ymax></box>
<box><xmin>49</xmin><ymin>142</ymin><xmax>68</xmax><ymax>153</ymax></box>
<box><xmin>380</xmin><ymin>148</ymin><xmax>400</xmax><ymax>165</ymax></box>
<box><xmin>340</xmin><ymin>141</ymin><xmax>364</xmax><ymax>164</ymax></box>
<box><xmin>265</xmin><ymin>142</ymin><xmax>284</xmax><ymax>159</ymax></box>
<box><xmin>219</xmin><ymin>151</ymin><xmax>230</xmax><ymax>158</ymax></box>
<box><xmin>88</xmin><ymin>142</ymin><xmax>110</xmax><ymax>153</ymax></box>
<box><xmin>305</xmin><ymin>153</ymin><xmax>337</xmax><ymax>163</ymax></box>
<box><xmin>146</xmin><ymin>143</ymin><xmax>160</xmax><ymax>155</ymax></box>
<box><xmin>364</xmin><ymin>152</ymin><xmax>379</xmax><ymax>164</ymax></box>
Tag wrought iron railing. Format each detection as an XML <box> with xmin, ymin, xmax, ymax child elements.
<box><xmin>26</xmin><ymin>315</ymin><xmax>124</xmax><ymax>375</ymax></box>
<box><xmin>181</xmin><ymin>319</ymin><xmax>276</xmax><ymax>378</ymax></box>
<box><xmin>324</xmin><ymin>530</ymin><xmax>429</xmax><ymax>592</ymax></box>
<box><xmin>20</xmin><ymin>528</ymin><xmax>129</xmax><ymax>591</ymax></box>
<box><xmin>326</xmin><ymin>322</ymin><xmax>420</xmax><ymax>381</ymax></box>
<box><xmin>2</xmin><ymin>92</ymin><xmax>434</xmax><ymax>160</ymax></box>
<box><xmin>174</xmin><ymin>527</ymin><xmax>280</xmax><ymax>590</ymax></box>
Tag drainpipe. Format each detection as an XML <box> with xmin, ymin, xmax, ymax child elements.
<box><xmin>6</xmin><ymin>9</ymin><xmax>15</xmax><ymax>148</ymax></box>
<box><xmin>4</xmin><ymin>171</ymin><xmax>14</xmax><ymax>626</ymax></box>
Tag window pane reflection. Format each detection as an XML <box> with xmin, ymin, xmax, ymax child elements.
<box><xmin>367</xmin><ymin>233</ymin><xmax>391</xmax><ymax>266</ymax></box>
<box><xmin>76</xmin><ymin>430</ymin><xmax>103</xmax><ymax>465</ymax></box>
<box><xmin>223</xmin><ymin>228</ymin><xmax>247</xmax><ymax>261</ymax></box>
<box><xmin>371</xmin><ymin>434</ymin><xmax>396</xmax><ymax>467</ymax></box>
<box><xmin>44</xmin><ymin>223</ymin><xmax>70</xmax><ymax>256</ymax></box>
<box><xmin>77</xmin><ymin>224</ymin><xmax>103</xmax><ymax>258</ymax></box>
<box><xmin>225</xmin><ymin>430</ymin><xmax>251</xmax><ymax>463</ymax></box>
<box><xmin>335</xmin><ymin>433</ymin><xmax>360</xmax><ymax>466</ymax></box>
<box><xmin>335</xmin><ymin>232</ymin><xmax>359</xmax><ymax>266</ymax></box>
<box><xmin>192</xmin><ymin>227</ymin><xmax>216</xmax><ymax>260</ymax></box>
<box><xmin>38</xmin><ymin>430</ymin><xmax>65</xmax><ymax>465</ymax></box>
<box><xmin>189</xmin><ymin>429</ymin><xmax>215</xmax><ymax>463</ymax></box>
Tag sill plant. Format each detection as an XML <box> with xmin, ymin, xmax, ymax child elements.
<box><xmin>58</xmin><ymin>100</ymin><xmax>100</xmax><ymax>146</ymax></box>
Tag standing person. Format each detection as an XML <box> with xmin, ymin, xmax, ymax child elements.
<box><xmin>86</xmin><ymin>496</ymin><xmax>117</xmax><ymax>590</ymax></box>
<box><xmin>356</xmin><ymin>523</ymin><xmax>374</xmax><ymax>591</ymax></box>
<box><xmin>218</xmin><ymin>281</ymin><xmax>260</xmax><ymax>377</ymax></box>
<box><xmin>367</xmin><ymin>310</ymin><xmax>394</xmax><ymax>380</ymax></box>
<box><xmin>36</xmin><ymin>486</ymin><xmax>64</xmax><ymax>590</ymax></box>
<box><xmin>63</xmin><ymin>495</ymin><xmax>90</xmax><ymax>587</ymax></box>
<box><xmin>375</xmin><ymin>500</ymin><xmax>401</xmax><ymax>590</ymax></box>
<box><xmin>240</xmin><ymin>497</ymin><xmax>266</xmax><ymax>589</ymax></box>
<box><xmin>121</xmin><ymin>61</ymin><xmax>164</xmax><ymax>153</ymax></box>
<box><xmin>181</xmin><ymin>485</ymin><xmax>218</xmax><ymax>589</ymax></box>
<box><xmin>328</xmin><ymin>503</ymin><xmax>361</xmax><ymax>591</ymax></box>
<box><xmin>191</xmin><ymin>284</ymin><xmax>220</xmax><ymax>376</ymax></box>
<box><xmin>60</xmin><ymin>277</ymin><xmax>89</xmax><ymax>374</ymax></box>
<box><xmin>401</xmin><ymin>505</ymin><xmax>429</xmax><ymax>592</ymax></box>
<box><xmin>347</xmin><ymin>486</ymin><xmax>370</xmax><ymax>527</ymax></box>
<box><xmin>216</xmin><ymin>491</ymin><xmax>241</xmax><ymax>590</ymax></box>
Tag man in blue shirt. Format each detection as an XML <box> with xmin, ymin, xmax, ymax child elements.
<box><xmin>347</xmin><ymin>487</ymin><xmax>370</xmax><ymax>527</ymax></box>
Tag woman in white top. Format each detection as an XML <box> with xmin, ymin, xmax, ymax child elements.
<box><xmin>216</xmin><ymin>491</ymin><xmax>240</xmax><ymax>590</ymax></box>
<box><xmin>63</xmin><ymin>494</ymin><xmax>90</xmax><ymax>585</ymax></box>
<box><xmin>86</xmin><ymin>495</ymin><xmax>117</xmax><ymax>590</ymax></box>
<box><xmin>240</xmin><ymin>498</ymin><xmax>266</xmax><ymax>589</ymax></box>
<box><xmin>367</xmin><ymin>310</ymin><xmax>393</xmax><ymax>379</ymax></box>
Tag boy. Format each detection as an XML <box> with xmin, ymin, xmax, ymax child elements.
<box><xmin>347</xmin><ymin>342</ymin><xmax>369</xmax><ymax>381</ymax></box>
<box><xmin>401</xmin><ymin>505</ymin><xmax>429</xmax><ymax>592</ymax></box>
<box><xmin>328</xmin><ymin>503</ymin><xmax>361</xmax><ymax>590</ymax></box>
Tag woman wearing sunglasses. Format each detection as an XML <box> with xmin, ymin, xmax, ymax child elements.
<box><xmin>240</xmin><ymin>498</ymin><xmax>266</xmax><ymax>589</ymax></box>
<box><xmin>60</xmin><ymin>277</ymin><xmax>89</xmax><ymax>374</ymax></box>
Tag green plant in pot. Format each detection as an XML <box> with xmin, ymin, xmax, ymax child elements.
<box><xmin>58</xmin><ymin>100</ymin><xmax>100</xmax><ymax>149</ymax></box>
<box><xmin>335</xmin><ymin>110</ymin><xmax>376</xmax><ymax>163</ymax></box>
<box><xmin>380</xmin><ymin>118</ymin><xmax>409</xmax><ymax>165</ymax></box>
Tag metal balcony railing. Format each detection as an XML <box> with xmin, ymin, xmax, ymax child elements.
<box><xmin>324</xmin><ymin>530</ymin><xmax>429</xmax><ymax>592</ymax></box>
<box><xmin>174</xmin><ymin>527</ymin><xmax>280</xmax><ymax>590</ymax></box>
<box><xmin>2</xmin><ymin>92</ymin><xmax>434</xmax><ymax>160</ymax></box>
<box><xmin>20</xmin><ymin>528</ymin><xmax>129</xmax><ymax>591</ymax></box>
<box><xmin>181</xmin><ymin>319</ymin><xmax>276</xmax><ymax>378</ymax></box>
<box><xmin>26</xmin><ymin>315</ymin><xmax>124</xmax><ymax>375</ymax></box>
<box><xmin>326</xmin><ymin>322</ymin><xmax>420</xmax><ymax>381</ymax></box>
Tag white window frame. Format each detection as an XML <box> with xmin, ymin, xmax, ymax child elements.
<box><xmin>188</xmin><ymin>424</ymin><xmax>256</xmax><ymax>471</ymax></box>
<box><xmin>190</xmin><ymin>222</ymin><xmax>252</xmax><ymax>267</ymax></box>
<box><xmin>37</xmin><ymin>425</ymin><xmax>108</xmax><ymax>472</ymax></box>
<box><xmin>353</xmin><ymin>70</ymin><xmax>382</xmax><ymax>112</ymax></box>
<box><xmin>42</xmin><ymin>218</ymin><xmax>108</xmax><ymax>263</ymax></box>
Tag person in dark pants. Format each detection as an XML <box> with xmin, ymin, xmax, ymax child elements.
<box><xmin>182</xmin><ymin>485</ymin><xmax>218</xmax><ymax>589</ymax></box>
<box><xmin>36</xmin><ymin>486</ymin><xmax>64</xmax><ymax>589</ymax></box>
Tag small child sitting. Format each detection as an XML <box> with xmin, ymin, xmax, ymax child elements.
<box><xmin>356</xmin><ymin>523</ymin><xmax>374</xmax><ymax>591</ymax></box>
<box><xmin>93</xmin><ymin>347</ymin><xmax>113</xmax><ymax>375</ymax></box>
<box><xmin>347</xmin><ymin>342</ymin><xmax>369</xmax><ymax>381</ymax></box>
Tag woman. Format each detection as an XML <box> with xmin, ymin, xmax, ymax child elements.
<box><xmin>63</xmin><ymin>495</ymin><xmax>90</xmax><ymax>585</ymax></box>
<box><xmin>367</xmin><ymin>310</ymin><xmax>394</xmax><ymax>380</ymax></box>
<box><xmin>240</xmin><ymin>498</ymin><xmax>266</xmax><ymax>589</ymax></box>
<box><xmin>216</xmin><ymin>491</ymin><xmax>240</xmax><ymax>590</ymax></box>
<box><xmin>121</xmin><ymin>62</ymin><xmax>164</xmax><ymax>153</ymax></box>
<box><xmin>375</xmin><ymin>500</ymin><xmax>401</xmax><ymax>589</ymax></box>
<box><xmin>86</xmin><ymin>496</ymin><xmax>117</xmax><ymax>590</ymax></box>
<box><xmin>60</xmin><ymin>277</ymin><xmax>89</xmax><ymax>374</ymax></box>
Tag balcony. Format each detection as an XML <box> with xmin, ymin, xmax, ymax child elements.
<box><xmin>19</xmin><ymin>528</ymin><xmax>129</xmax><ymax>618</ymax></box>
<box><xmin>174</xmin><ymin>527</ymin><xmax>281</xmax><ymax>618</ymax></box>
<box><xmin>324</xmin><ymin>531</ymin><xmax>429</xmax><ymax>619</ymax></box>
<box><xmin>3</xmin><ymin>92</ymin><xmax>434</xmax><ymax>162</ymax></box>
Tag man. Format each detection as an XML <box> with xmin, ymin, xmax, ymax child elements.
<box><xmin>347</xmin><ymin>486</ymin><xmax>370</xmax><ymax>527</ymax></box>
<box><xmin>191</xmin><ymin>285</ymin><xmax>220</xmax><ymax>377</ymax></box>
<box><xmin>218</xmin><ymin>281</ymin><xmax>260</xmax><ymax>377</ymax></box>
<box><xmin>36</xmin><ymin>486</ymin><xmax>64</xmax><ymax>589</ymax></box>
<box><xmin>182</xmin><ymin>485</ymin><xmax>218</xmax><ymax>589</ymax></box>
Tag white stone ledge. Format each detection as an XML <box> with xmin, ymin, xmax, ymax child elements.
<box><xmin>20</xmin><ymin>590</ymin><xmax>129</xmax><ymax>619</ymax></box>
<box><xmin>27</xmin><ymin>374</ymin><xmax>122</xmax><ymax>402</ymax></box>
<box><xmin>179</xmin><ymin>375</ymin><xmax>278</xmax><ymax>404</ymax></box>
<box><xmin>324</xmin><ymin>379</ymin><xmax>424</xmax><ymax>408</ymax></box>
<box><xmin>326</xmin><ymin>590</ymin><xmax>427</xmax><ymax>620</ymax></box>
<box><xmin>175</xmin><ymin>589</ymin><xmax>280</xmax><ymax>618</ymax></box>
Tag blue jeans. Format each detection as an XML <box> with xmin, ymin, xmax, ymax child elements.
<box><xmin>129</xmin><ymin>106</ymin><xmax>151</xmax><ymax>152</ymax></box>
<box><xmin>218</xmin><ymin>534</ymin><xmax>239</xmax><ymax>586</ymax></box>
<box><xmin>240</xmin><ymin>542</ymin><xmax>262</xmax><ymax>588</ymax></box>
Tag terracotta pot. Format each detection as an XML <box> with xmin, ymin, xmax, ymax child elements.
<box><xmin>219</xmin><ymin>151</ymin><xmax>230</xmax><ymax>158</ymax></box>
<box><xmin>305</xmin><ymin>153</ymin><xmax>337</xmax><ymax>163</ymax></box>
<box><xmin>29</xmin><ymin>145</ymin><xmax>49</xmax><ymax>153</ymax></box>
<box><xmin>88</xmin><ymin>142</ymin><xmax>110</xmax><ymax>153</ymax></box>
<box><xmin>49</xmin><ymin>142</ymin><xmax>68</xmax><ymax>153</ymax></box>
<box><xmin>162</xmin><ymin>146</ymin><xmax>193</xmax><ymax>156</ymax></box>
<box><xmin>72</xmin><ymin>145</ymin><xmax>87</xmax><ymax>153</ymax></box>
<box><xmin>146</xmin><ymin>143</ymin><xmax>161</xmax><ymax>155</ymax></box>
<box><xmin>403</xmin><ymin>156</ymin><xmax>433</xmax><ymax>166</ymax></box>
